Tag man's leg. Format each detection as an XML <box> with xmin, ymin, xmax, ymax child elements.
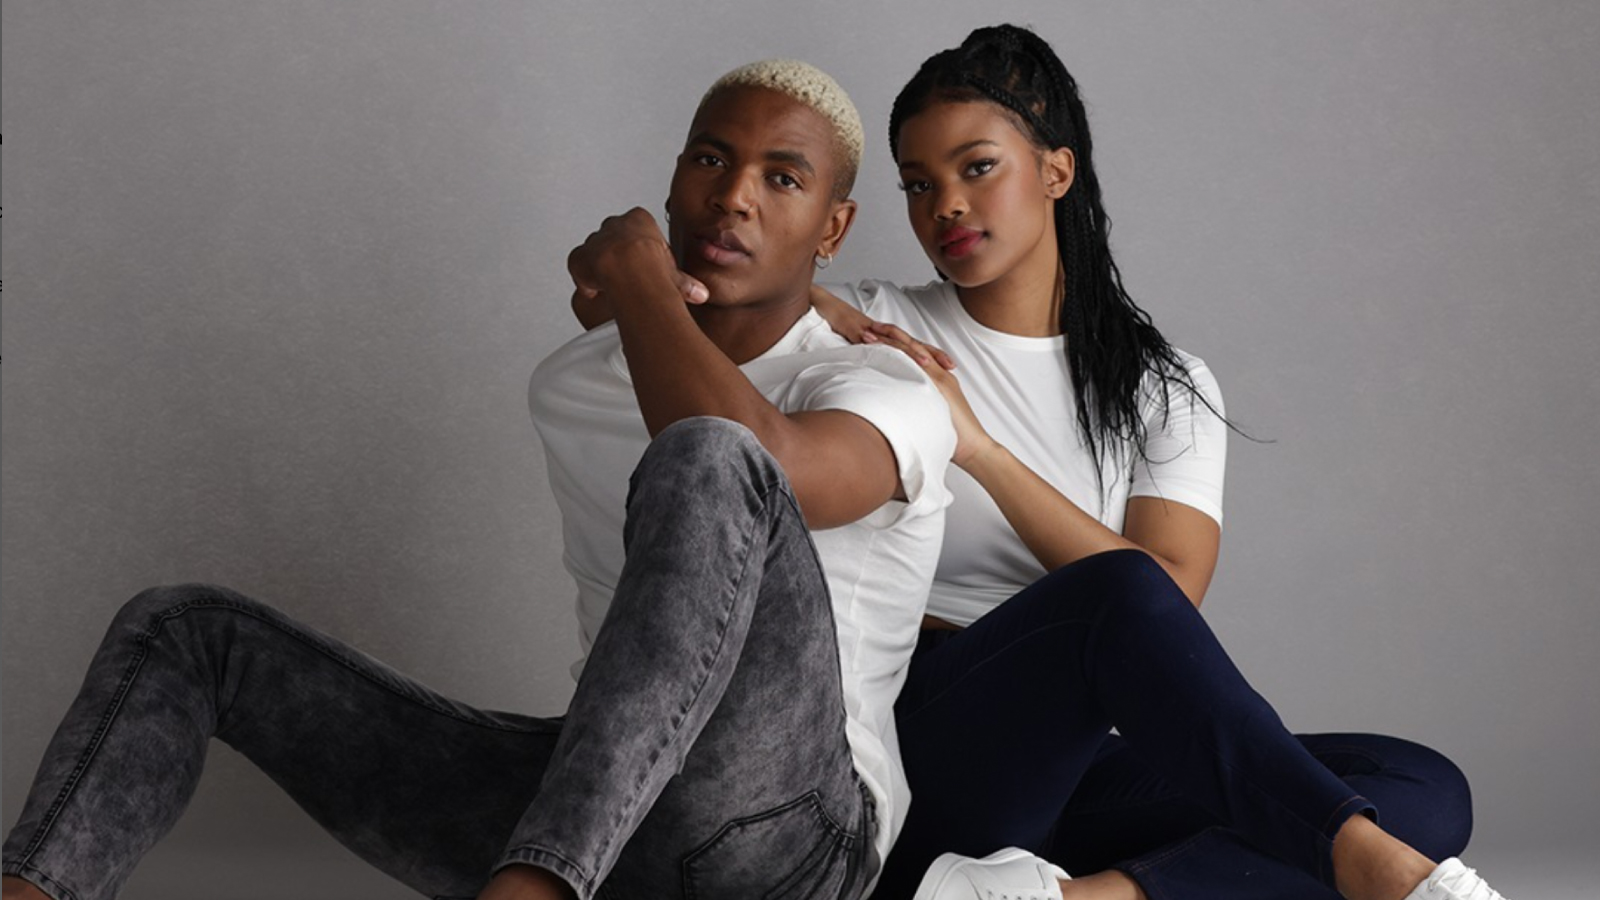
<box><xmin>2</xmin><ymin>583</ymin><xmax>563</xmax><ymax>900</ymax></box>
<box><xmin>499</xmin><ymin>417</ymin><xmax>874</xmax><ymax>900</ymax></box>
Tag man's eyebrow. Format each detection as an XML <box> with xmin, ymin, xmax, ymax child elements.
<box><xmin>685</xmin><ymin>133</ymin><xmax>816</xmax><ymax>177</ymax></box>
<box><xmin>766</xmin><ymin>149</ymin><xmax>815</xmax><ymax>176</ymax></box>
<box><xmin>686</xmin><ymin>133</ymin><xmax>735</xmax><ymax>156</ymax></box>
<box><xmin>898</xmin><ymin>138</ymin><xmax>1001</xmax><ymax>170</ymax></box>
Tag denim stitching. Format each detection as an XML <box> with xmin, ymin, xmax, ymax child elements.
<box><xmin>14</xmin><ymin>592</ymin><xmax>543</xmax><ymax>874</ymax></box>
<box><xmin>1</xmin><ymin>862</ymin><xmax>82</xmax><ymax>900</ymax></box>
<box><xmin>681</xmin><ymin>791</ymin><xmax>850</xmax><ymax>900</ymax></box>
<box><xmin>587</xmin><ymin>474</ymin><xmax>779</xmax><ymax>889</ymax></box>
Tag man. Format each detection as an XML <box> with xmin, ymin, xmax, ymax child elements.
<box><xmin>2</xmin><ymin>61</ymin><xmax>952</xmax><ymax>900</ymax></box>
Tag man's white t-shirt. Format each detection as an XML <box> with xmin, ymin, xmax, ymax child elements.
<box><xmin>528</xmin><ymin>309</ymin><xmax>955</xmax><ymax>874</ymax></box>
<box><xmin>827</xmin><ymin>279</ymin><xmax>1227</xmax><ymax>627</ymax></box>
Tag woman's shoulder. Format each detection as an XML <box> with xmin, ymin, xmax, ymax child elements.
<box><xmin>1140</xmin><ymin>346</ymin><xmax>1224</xmax><ymax>418</ymax></box>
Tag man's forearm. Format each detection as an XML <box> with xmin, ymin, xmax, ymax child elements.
<box><xmin>613</xmin><ymin>286</ymin><xmax>788</xmax><ymax>441</ymax></box>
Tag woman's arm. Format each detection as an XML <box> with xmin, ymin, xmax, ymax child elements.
<box><xmin>897</xmin><ymin>348</ymin><xmax>1220</xmax><ymax>606</ymax></box>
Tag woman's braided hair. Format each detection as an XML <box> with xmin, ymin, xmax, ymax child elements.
<box><xmin>890</xmin><ymin>25</ymin><xmax>1227</xmax><ymax>492</ymax></box>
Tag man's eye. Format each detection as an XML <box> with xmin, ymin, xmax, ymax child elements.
<box><xmin>696</xmin><ymin>154</ymin><xmax>725</xmax><ymax>168</ymax></box>
<box><xmin>772</xmin><ymin>173</ymin><xmax>800</xmax><ymax>189</ymax></box>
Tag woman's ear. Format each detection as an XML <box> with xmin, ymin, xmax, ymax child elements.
<box><xmin>1043</xmin><ymin>147</ymin><xmax>1076</xmax><ymax>199</ymax></box>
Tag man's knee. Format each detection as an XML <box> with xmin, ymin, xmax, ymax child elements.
<box><xmin>629</xmin><ymin>417</ymin><xmax>785</xmax><ymax>505</ymax></box>
<box><xmin>110</xmin><ymin>582</ymin><xmax>262</xmax><ymax>638</ymax></box>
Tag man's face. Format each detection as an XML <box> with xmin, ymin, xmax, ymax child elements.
<box><xmin>666</xmin><ymin>86</ymin><xmax>847</xmax><ymax>309</ymax></box>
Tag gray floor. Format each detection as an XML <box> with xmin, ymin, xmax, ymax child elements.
<box><xmin>117</xmin><ymin>845</ymin><xmax>1589</xmax><ymax>900</ymax></box>
<box><xmin>94</xmin><ymin>748</ymin><xmax>1584</xmax><ymax>900</ymax></box>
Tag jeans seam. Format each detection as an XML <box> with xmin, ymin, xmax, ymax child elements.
<box><xmin>1189</xmin><ymin>709</ymin><xmax>1368</xmax><ymax>887</ymax></box>
<box><xmin>1</xmin><ymin>861</ymin><xmax>82</xmax><ymax>900</ymax></box>
<box><xmin>589</xmin><ymin>474</ymin><xmax>783</xmax><ymax>887</ymax></box>
<box><xmin>498</xmin><ymin>845</ymin><xmax>592</xmax><ymax>900</ymax></box>
<box><xmin>12</xmin><ymin>593</ymin><xmax>540</xmax><ymax>873</ymax></box>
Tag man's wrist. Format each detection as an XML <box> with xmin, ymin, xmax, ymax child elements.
<box><xmin>595</xmin><ymin>239</ymin><xmax>677</xmax><ymax>299</ymax></box>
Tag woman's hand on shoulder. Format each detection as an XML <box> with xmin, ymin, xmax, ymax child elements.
<box><xmin>809</xmin><ymin>286</ymin><xmax>957</xmax><ymax>372</ymax></box>
<box><xmin>860</xmin><ymin>324</ymin><xmax>991</xmax><ymax>465</ymax></box>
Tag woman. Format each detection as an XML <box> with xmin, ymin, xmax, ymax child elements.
<box><xmin>812</xmin><ymin>24</ymin><xmax>1507</xmax><ymax>900</ymax></box>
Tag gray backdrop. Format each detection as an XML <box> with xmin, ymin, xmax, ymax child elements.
<box><xmin>4</xmin><ymin>2</ymin><xmax>1597</xmax><ymax>898</ymax></box>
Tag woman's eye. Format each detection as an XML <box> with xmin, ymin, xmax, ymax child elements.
<box><xmin>898</xmin><ymin>180</ymin><xmax>930</xmax><ymax>196</ymax></box>
<box><xmin>966</xmin><ymin>159</ymin><xmax>997</xmax><ymax>177</ymax></box>
<box><xmin>696</xmin><ymin>154</ymin><xmax>725</xmax><ymax>168</ymax></box>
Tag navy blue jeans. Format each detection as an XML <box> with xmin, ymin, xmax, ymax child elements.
<box><xmin>873</xmin><ymin>550</ymin><xmax>1471</xmax><ymax>900</ymax></box>
<box><xmin>2</xmin><ymin>418</ymin><xmax>876</xmax><ymax>900</ymax></box>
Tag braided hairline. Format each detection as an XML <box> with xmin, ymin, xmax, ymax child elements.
<box><xmin>960</xmin><ymin>74</ymin><xmax>1061</xmax><ymax>148</ymax></box>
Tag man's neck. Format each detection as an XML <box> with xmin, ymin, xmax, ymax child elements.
<box><xmin>690</xmin><ymin>290</ymin><xmax>812</xmax><ymax>365</ymax></box>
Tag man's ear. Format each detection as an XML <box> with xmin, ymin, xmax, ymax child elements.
<box><xmin>818</xmin><ymin>198</ymin><xmax>859</xmax><ymax>260</ymax></box>
<box><xmin>1043</xmin><ymin>147</ymin><xmax>1075</xmax><ymax>199</ymax></box>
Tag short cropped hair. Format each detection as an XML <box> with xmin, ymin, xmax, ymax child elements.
<box><xmin>701</xmin><ymin>59</ymin><xmax>864</xmax><ymax>200</ymax></box>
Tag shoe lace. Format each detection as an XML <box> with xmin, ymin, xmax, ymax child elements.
<box><xmin>1428</xmin><ymin>863</ymin><xmax>1504</xmax><ymax>900</ymax></box>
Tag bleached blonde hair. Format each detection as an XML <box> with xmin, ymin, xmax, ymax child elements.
<box><xmin>701</xmin><ymin>59</ymin><xmax>864</xmax><ymax>199</ymax></box>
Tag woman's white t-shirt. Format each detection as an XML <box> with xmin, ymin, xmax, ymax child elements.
<box><xmin>827</xmin><ymin>279</ymin><xmax>1228</xmax><ymax>627</ymax></box>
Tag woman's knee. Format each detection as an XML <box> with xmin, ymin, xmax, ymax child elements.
<box><xmin>1049</xmin><ymin>549</ymin><xmax>1188</xmax><ymax>618</ymax></box>
<box><xmin>1309</xmin><ymin>732</ymin><xmax>1474</xmax><ymax>858</ymax></box>
<box><xmin>1381</xmin><ymin>735</ymin><xmax>1474</xmax><ymax>855</ymax></box>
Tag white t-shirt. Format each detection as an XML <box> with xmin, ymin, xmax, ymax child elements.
<box><xmin>827</xmin><ymin>279</ymin><xmax>1227</xmax><ymax>627</ymax></box>
<box><xmin>528</xmin><ymin>309</ymin><xmax>955</xmax><ymax>874</ymax></box>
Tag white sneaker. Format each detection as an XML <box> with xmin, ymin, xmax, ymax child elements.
<box><xmin>912</xmin><ymin>847</ymin><xmax>1070</xmax><ymax>900</ymax></box>
<box><xmin>1404</xmin><ymin>858</ymin><xmax>1508</xmax><ymax>900</ymax></box>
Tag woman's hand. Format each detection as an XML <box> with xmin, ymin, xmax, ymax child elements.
<box><xmin>864</xmin><ymin>327</ymin><xmax>994</xmax><ymax>466</ymax></box>
<box><xmin>809</xmin><ymin>287</ymin><xmax>957</xmax><ymax>371</ymax></box>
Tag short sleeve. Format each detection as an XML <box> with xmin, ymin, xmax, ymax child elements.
<box><xmin>774</xmin><ymin>345</ymin><xmax>955</xmax><ymax>523</ymax></box>
<box><xmin>818</xmin><ymin>280</ymin><xmax>882</xmax><ymax>318</ymax></box>
<box><xmin>1128</xmin><ymin>355</ymin><xmax>1227</xmax><ymax>527</ymax></box>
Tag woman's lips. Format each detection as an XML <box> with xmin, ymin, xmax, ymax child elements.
<box><xmin>939</xmin><ymin>227</ymin><xmax>984</xmax><ymax>259</ymax></box>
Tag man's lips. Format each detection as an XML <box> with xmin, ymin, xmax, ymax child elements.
<box><xmin>938</xmin><ymin>226</ymin><xmax>984</xmax><ymax>259</ymax></box>
<box><xmin>690</xmin><ymin>230</ymin><xmax>752</xmax><ymax>266</ymax></box>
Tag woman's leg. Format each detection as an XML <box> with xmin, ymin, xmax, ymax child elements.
<box><xmin>875</xmin><ymin>550</ymin><xmax>1375</xmax><ymax>900</ymax></box>
<box><xmin>1049</xmin><ymin>733</ymin><xmax>1473</xmax><ymax>900</ymax></box>
<box><xmin>1</xmin><ymin>582</ymin><xmax>562</xmax><ymax>900</ymax></box>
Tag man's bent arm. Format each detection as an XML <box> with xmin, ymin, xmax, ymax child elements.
<box><xmin>575</xmin><ymin>211</ymin><xmax>904</xmax><ymax>530</ymax></box>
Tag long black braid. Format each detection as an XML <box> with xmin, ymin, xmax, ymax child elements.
<box><xmin>891</xmin><ymin>24</ymin><xmax>1233</xmax><ymax>494</ymax></box>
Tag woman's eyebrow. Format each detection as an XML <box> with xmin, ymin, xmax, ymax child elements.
<box><xmin>898</xmin><ymin>138</ymin><xmax>1000</xmax><ymax>171</ymax></box>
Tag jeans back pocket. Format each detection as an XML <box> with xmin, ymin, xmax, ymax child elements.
<box><xmin>682</xmin><ymin>790</ymin><xmax>859</xmax><ymax>900</ymax></box>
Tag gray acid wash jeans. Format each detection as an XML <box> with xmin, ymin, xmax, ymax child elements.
<box><xmin>3</xmin><ymin>417</ymin><xmax>877</xmax><ymax>900</ymax></box>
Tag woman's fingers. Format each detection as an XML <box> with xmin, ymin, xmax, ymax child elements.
<box><xmin>865</xmin><ymin>322</ymin><xmax>957</xmax><ymax>370</ymax></box>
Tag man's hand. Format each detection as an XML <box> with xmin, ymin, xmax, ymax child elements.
<box><xmin>567</xmin><ymin>208</ymin><xmax>708</xmax><ymax>314</ymax></box>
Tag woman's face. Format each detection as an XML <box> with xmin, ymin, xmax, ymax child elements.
<box><xmin>894</xmin><ymin>100</ymin><xmax>1071</xmax><ymax>292</ymax></box>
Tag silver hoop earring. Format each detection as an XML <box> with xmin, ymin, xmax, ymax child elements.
<box><xmin>814</xmin><ymin>252</ymin><xmax>833</xmax><ymax>270</ymax></box>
